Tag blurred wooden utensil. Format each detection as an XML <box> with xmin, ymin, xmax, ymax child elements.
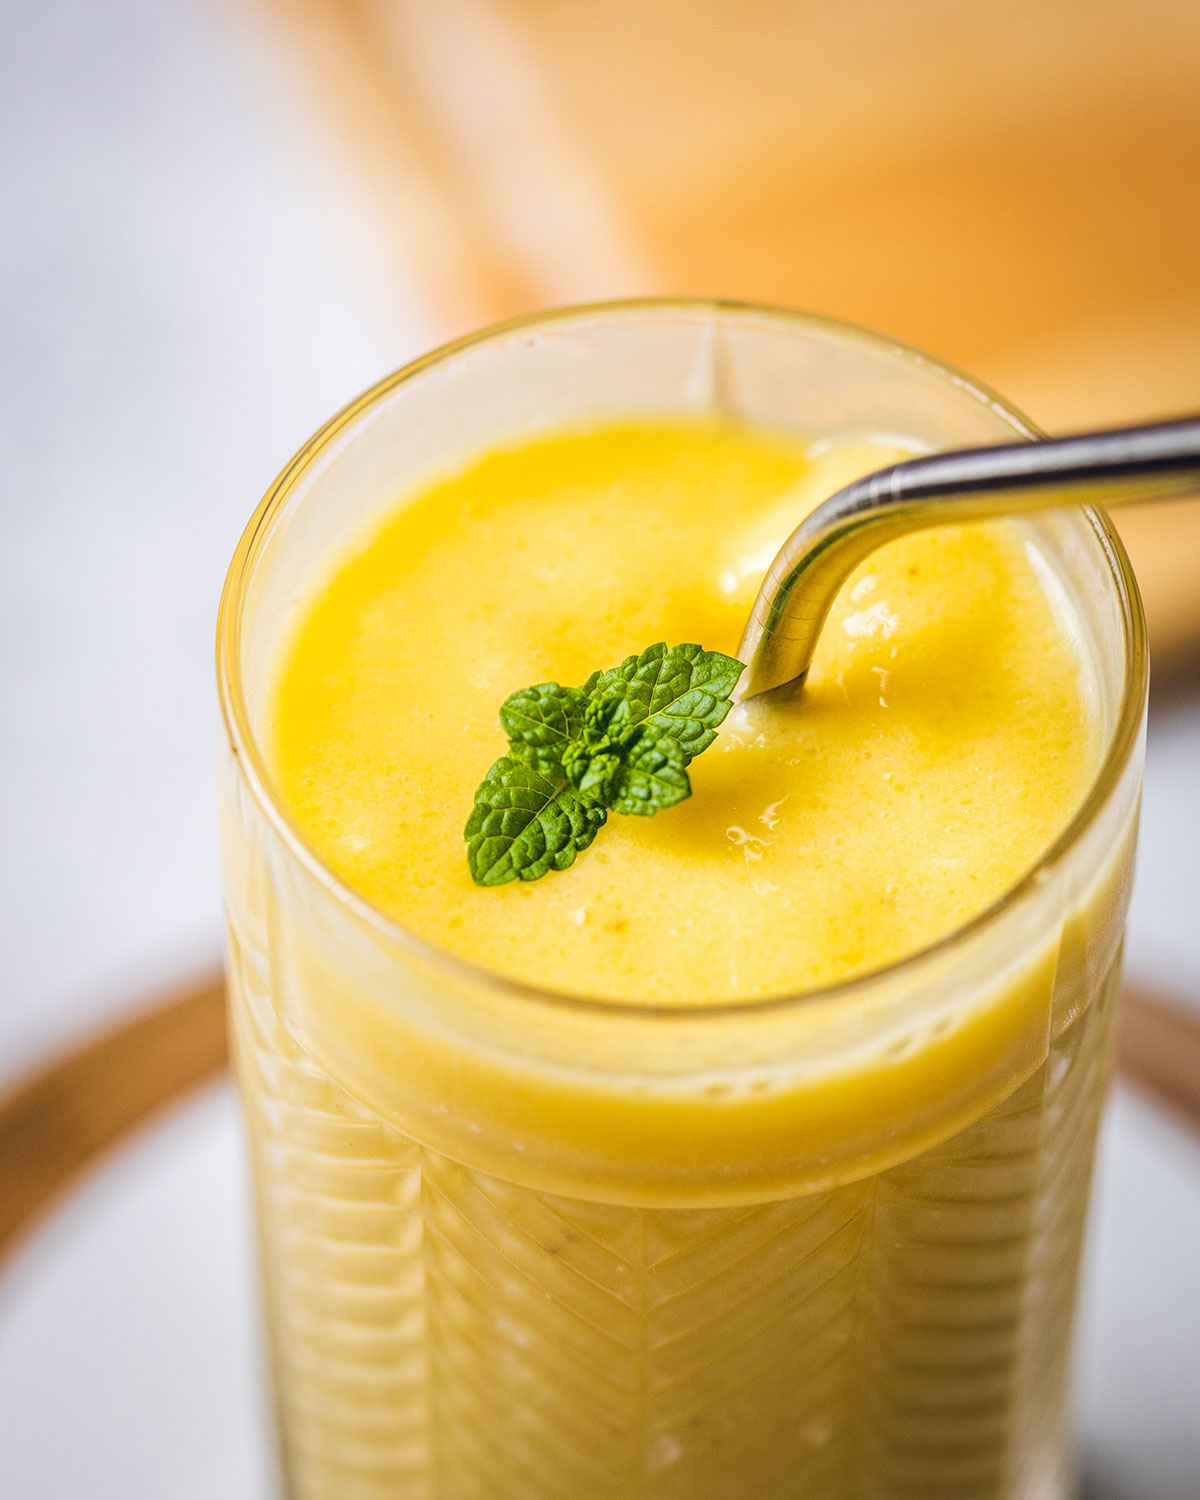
<box><xmin>262</xmin><ymin>0</ymin><xmax>1200</xmax><ymax>399</ymax></box>
<box><xmin>256</xmin><ymin>0</ymin><xmax>1200</xmax><ymax>685</ymax></box>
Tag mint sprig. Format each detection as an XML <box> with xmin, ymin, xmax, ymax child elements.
<box><xmin>466</xmin><ymin>643</ymin><xmax>744</xmax><ymax>886</ymax></box>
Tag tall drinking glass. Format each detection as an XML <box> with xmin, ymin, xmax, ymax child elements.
<box><xmin>217</xmin><ymin>302</ymin><xmax>1146</xmax><ymax>1499</ymax></box>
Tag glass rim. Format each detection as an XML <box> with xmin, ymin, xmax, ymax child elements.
<box><xmin>216</xmin><ymin>296</ymin><xmax>1148</xmax><ymax>1025</ymax></box>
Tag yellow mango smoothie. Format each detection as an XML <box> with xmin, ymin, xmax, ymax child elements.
<box><xmin>218</xmin><ymin>306</ymin><xmax>1145</xmax><ymax>1500</ymax></box>
<box><xmin>274</xmin><ymin>422</ymin><xmax>1092</xmax><ymax>1002</ymax></box>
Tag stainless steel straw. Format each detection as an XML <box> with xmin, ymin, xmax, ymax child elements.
<box><xmin>739</xmin><ymin>416</ymin><xmax>1200</xmax><ymax>700</ymax></box>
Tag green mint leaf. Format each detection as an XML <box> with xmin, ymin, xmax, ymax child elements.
<box><xmin>561</xmin><ymin>692</ymin><xmax>692</xmax><ymax>817</ymax></box>
<box><xmin>578</xmin><ymin>690</ymin><xmax>637</xmax><ymax>745</ymax></box>
<box><xmin>499</xmin><ymin>682</ymin><xmax>586</xmax><ymax>771</ymax></box>
<box><xmin>465</xmin><ymin>756</ymin><xmax>606</xmax><ymax>886</ymax></box>
<box><xmin>608</xmin><ymin>724</ymin><xmax>691</xmax><ymax>816</ymax></box>
<box><xmin>561</xmin><ymin>691</ymin><xmax>635</xmax><ymax>801</ymax></box>
<box><xmin>589</xmin><ymin>642</ymin><xmax>743</xmax><ymax>759</ymax></box>
<box><xmin>563</xmin><ymin>743</ymin><xmax>622</xmax><ymax>803</ymax></box>
<box><xmin>466</xmin><ymin>642</ymin><xmax>744</xmax><ymax>885</ymax></box>
<box><xmin>561</xmin><ymin>692</ymin><xmax>690</xmax><ymax>816</ymax></box>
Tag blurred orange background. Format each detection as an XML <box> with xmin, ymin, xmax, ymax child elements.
<box><xmin>263</xmin><ymin>0</ymin><xmax>1200</xmax><ymax>424</ymax></box>
<box><xmin>256</xmin><ymin>0</ymin><xmax>1200</xmax><ymax>674</ymax></box>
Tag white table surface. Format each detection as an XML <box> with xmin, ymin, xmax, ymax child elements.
<box><xmin>0</xmin><ymin>0</ymin><xmax>429</xmax><ymax>1086</ymax></box>
<box><xmin>2</xmin><ymin>1</ymin><xmax>1198</xmax><ymax>1495</ymax></box>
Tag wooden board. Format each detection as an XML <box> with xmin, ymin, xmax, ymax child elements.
<box><xmin>0</xmin><ymin>973</ymin><xmax>227</xmax><ymax>1262</ymax></box>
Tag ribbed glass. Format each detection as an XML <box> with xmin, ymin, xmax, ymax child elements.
<box><xmin>218</xmin><ymin>302</ymin><xmax>1147</xmax><ymax>1499</ymax></box>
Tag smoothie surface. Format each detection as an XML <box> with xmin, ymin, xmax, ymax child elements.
<box><xmin>271</xmin><ymin>421</ymin><xmax>1095</xmax><ymax>1004</ymax></box>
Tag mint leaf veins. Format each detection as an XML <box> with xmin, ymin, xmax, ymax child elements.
<box><xmin>466</xmin><ymin>643</ymin><xmax>744</xmax><ymax>885</ymax></box>
<box><xmin>499</xmin><ymin>682</ymin><xmax>586</xmax><ymax>772</ymax></box>
<box><xmin>464</xmin><ymin>756</ymin><xmax>607</xmax><ymax>886</ymax></box>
